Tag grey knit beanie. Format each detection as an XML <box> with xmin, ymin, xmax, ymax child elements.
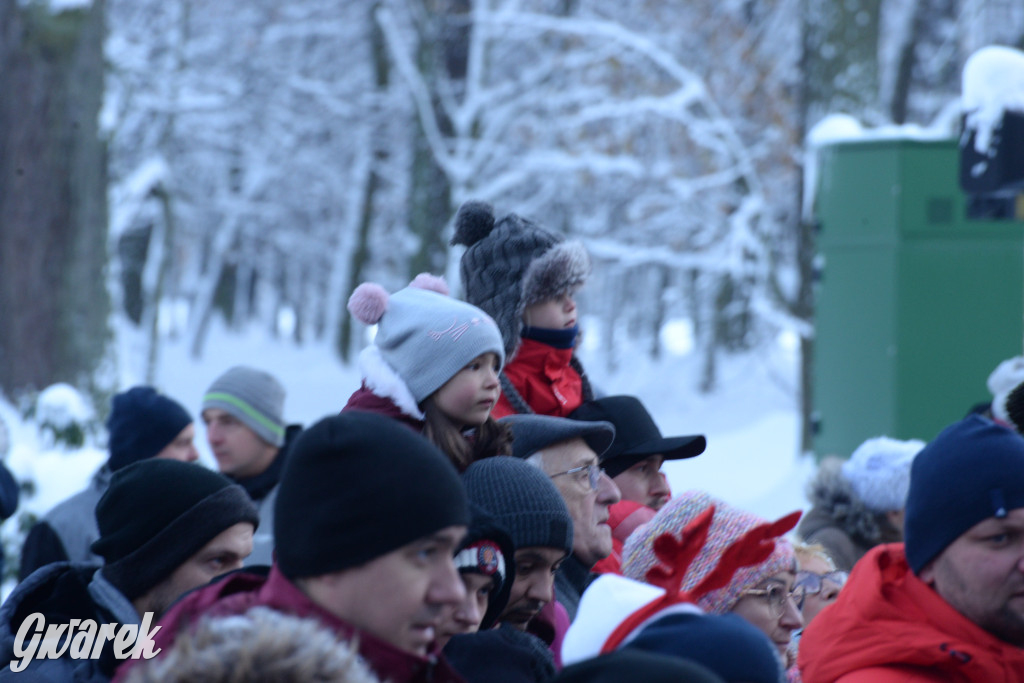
<box><xmin>347</xmin><ymin>273</ymin><xmax>505</xmax><ymax>404</ymax></box>
<box><xmin>452</xmin><ymin>200</ymin><xmax>591</xmax><ymax>358</ymax></box>
<box><xmin>462</xmin><ymin>456</ymin><xmax>573</xmax><ymax>554</ymax></box>
<box><xmin>202</xmin><ymin>366</ymin><xmax>286</xmax><ymax>447</ymax></box>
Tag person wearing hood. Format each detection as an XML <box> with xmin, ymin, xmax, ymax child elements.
<box><xmin>452</xmin><ymin>200</ymin><xmax>594</xmax><ymax>419</ymax></box>
<box><xmin>797</xmin><ymin>435</ymin><xmax>924</xmax><ymax>572</ymax></box>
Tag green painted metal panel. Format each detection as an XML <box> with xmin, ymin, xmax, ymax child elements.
<box><xmin>813</xmin><ymin>138</ymin><xmax>1024</xmax><ymax>457</ymax></box>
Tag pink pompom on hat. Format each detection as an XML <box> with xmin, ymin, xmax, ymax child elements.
<box><xmin>347</xmin><ymin>273</ymin><xmax>505</xmax><ymax>404</ymax></box>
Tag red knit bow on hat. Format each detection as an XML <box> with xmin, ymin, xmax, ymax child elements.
<box><xmin>600</xmin><ymin>506</ymin><xmax>802</xmax><ymax>653</ymax></box>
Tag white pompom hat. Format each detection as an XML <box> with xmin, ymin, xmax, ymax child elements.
<box><xmin>841</xmin><ymin>436</ymin><xmax>926</xmax><ymax>512</ymax></box>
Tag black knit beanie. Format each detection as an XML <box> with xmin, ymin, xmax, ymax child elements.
<box><xmin>93</xmin><ymin>459</ymin><xmax>259</xmax><ymax>600</ymax></box>
<box><xmin>274</xmin><ymin>411</ymin><xmax>469</xmax><ymax>579</ymax></box>
<box><xmin>462</xmin><ymin>456</ymin><xmax>573</xmax><ymax>554</ymax></box>
<box><xmin>106</xmin><ymin>386</ymin><xmax>193</xmax><ymax>472</ymax></box>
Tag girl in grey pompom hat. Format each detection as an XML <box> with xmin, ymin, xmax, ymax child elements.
<box><xmin>452</xmin><ymin>200</ymin><xmax>594</xmax><ymax>419</ymax></box>
<box><xmin>342</xmin><ymin>273</ymin><xmax>512</xmax><ymax>470</ymax></box>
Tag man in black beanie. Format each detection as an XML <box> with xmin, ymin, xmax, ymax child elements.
<box><xmin>799</xmin><ymin>415</ymin><xmax>1024</xmax><ymax>681</ymax></box>
<box><xmin>116</xmin><ymin>411</ymin><xmax>471</xmax><ymax>683</ymax></box>
<box><xmin>20</xmin><ymin>386</ymin><xmax>201</xmax><ymax>581</ymax></box>
<box><xmin>0</xmin><ymin>459</ymin><xmax>258</xmax><ymax>681</ymax></box>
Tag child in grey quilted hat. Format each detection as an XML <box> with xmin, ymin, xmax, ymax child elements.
<box><xmin>344</xmin><ymin>273</ymin><xmax>512</xmax><ymax>470</ymax></box>
<box><xmin>452</xmin><ymin>200</ymin><xmax>594</xmax><ymax>419</ymax></box>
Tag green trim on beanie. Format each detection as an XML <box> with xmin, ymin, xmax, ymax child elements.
<box><xmin>203</xmin><ymin>392</ymin><xmax>286</xmax><ymax>440</ymax></box>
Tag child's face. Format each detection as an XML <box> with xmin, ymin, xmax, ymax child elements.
<box><xmin>433</xmin><ymin>352</ymin><xmax>501</xmax><ymax>428</ymax></box>
<box><xmin>523</xmin><ymin>293</ymin><xmax>577</xmax><ymax>329</ymax></box>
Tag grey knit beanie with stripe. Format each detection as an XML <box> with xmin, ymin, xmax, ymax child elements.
<box><xmin>202</xmin><ymin>366</ymin><xmax>286</xmax><ymax>447</ymax></box>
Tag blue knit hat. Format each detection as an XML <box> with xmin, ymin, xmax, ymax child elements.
<box><xmin>202</xmin><ymin>366</ymin><xmax>286</xmax><ymax>447</ymax></box>
<box><xmin>106</xmin><ymin>387</ymin><xmax>193</xmax><ymax>472</ymax></box>
<box><xmin>905</xmin><ymin>415</ymin><xmax>1024</xmax><ymax>573</ymax></box>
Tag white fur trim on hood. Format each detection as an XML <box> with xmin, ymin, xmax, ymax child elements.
<box><xmin>358</xmin><ymin>345</ymin><xmax>424</xmax><ymax>420</ymax></box>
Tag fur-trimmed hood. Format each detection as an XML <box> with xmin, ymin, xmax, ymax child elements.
<box><xmin>453</xmin><ymin>200</ymin><xmax>591</xmax><ymax>358</ymax></box>
<box><xmin>799</xmin><ymin>457</ymin><xmax>893</xmax><ymax>548</ymax></box>
<box><xmin>353</xmin><ymin>345</ymin><xmax>424</xmax><ymax>421</ymax></box>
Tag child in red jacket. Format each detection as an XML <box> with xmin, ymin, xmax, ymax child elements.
<box><xmin>452</xmin><ymin>200</ymin><xmax>594</xmax><ymax>418</ymax></box>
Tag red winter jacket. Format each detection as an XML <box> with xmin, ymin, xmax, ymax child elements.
<box><xmin>798</xmin><ymin>543</ymin><xmax>1024</xmax><ymax>683</ymax></box>
<box><xmin>494</xmin><ymin>338</ymin><xmax>584</xmax><ymax>418</ymax></box>
<box><xmin>113</xmin><ymin>565</ymin><xmax>466</xmax><ymax>683</ymax></box>
<box><xmin>343</xmin><ymin>384</ymin><xmax>425</xmax><ymax>433</ymax></box>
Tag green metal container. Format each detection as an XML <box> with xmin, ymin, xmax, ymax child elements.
<box><xmin>813</xmin><ymin>138</ymin><xmax>1024</xmax><ymax>457</ymax></box>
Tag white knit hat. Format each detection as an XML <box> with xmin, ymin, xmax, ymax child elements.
<box><xmin>987</xmin><ymin>356</ymin><xmax>1024</xmax><ymax>423</ymax></box>
<box><xmin>841</xmin><ymin>436</ymin><xmax>925</xmax><ymax>512</ymax></box>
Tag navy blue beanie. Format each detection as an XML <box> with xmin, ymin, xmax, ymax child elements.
<box><xmin>625</xmin><ymin>612</ymin><xmax>783</xmax><ymax>683</ymax></box>
<box><xmin>107</xmin><ymin>387</ymin><xmax>193</xmax><ymax>472</ymax></box>
<box><xmin>905</xmin><ymin>415</ymin><xmax>1024</xmax><ymax>573</ymax></box>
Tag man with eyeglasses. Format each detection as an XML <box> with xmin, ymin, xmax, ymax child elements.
<box><xmin>500</xmin><ymin>414</ymin><xmax>620</xmax><ymax>621</ymax></box>
<box><xmin>799</xmin><ymin>416</ymin><xmax>1024</xmax><ymax>682</ymax></box>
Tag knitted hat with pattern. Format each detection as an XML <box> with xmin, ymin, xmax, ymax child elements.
<box><xmin>621</xmin><ymin>490</ymin><xmax>799</xmax><ymax>614</ymax></box>
<box><xmin>202</xmin><ymin>366</ymin><xmax>286</xmax><ymax>447</ymax></box>
<box><xmin>348</xmin><ymin>273</ymin><xmax>505</xmax><ymax>405</ymax></box>
<box><xmin>462</xmin><ymin>456</ymin><xmax>573</xmax><ymax>555</ymax></box>
<box><xmin>452</xmin><ymin>200</ymin><xmax>590</xmax><ymax>358</ymax></box>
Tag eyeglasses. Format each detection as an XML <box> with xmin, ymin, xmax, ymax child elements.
<box><xmin>792</xmin><ymin>570</ymin><xmax>848</xmax><ymax>610</ymax></box>
<box><xmin>741</xmin><ymin>584</ymin><xmax>801</xmax><ymax>618</ymax></box>
<box><xmin>550</xmin><ymin>463</ymin><xmax>605</xmax><ymax>491</ymax></box>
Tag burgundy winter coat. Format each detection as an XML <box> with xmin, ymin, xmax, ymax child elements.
<box><xmin>112</xmin><ymin>564</ymin><xmax>466</xmax><ymax>683</ymax></box>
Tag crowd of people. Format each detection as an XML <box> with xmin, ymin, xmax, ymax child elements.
<box><xmin>2</xmin><ymin>198</ymin><xmax>1024</xmax><ymax>682</ymax></box>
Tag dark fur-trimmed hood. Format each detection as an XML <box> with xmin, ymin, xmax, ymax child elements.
<box><xmin>801</xmin><ymin>456</ymin><xmax>891</xmax><ymax>547</ymax></box>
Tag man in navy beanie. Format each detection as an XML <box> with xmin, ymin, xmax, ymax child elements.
<box><xmin>117</xmin><ymin>411</ymin><xmax>471</xmax><ymax>683</ymax></box>
<box><xmin>799</xmin><ymin>415</ymin><xmax>1024</xmax><ymax>682</ymax></box>
<box><xmin>20</xmin><ymin>386</ymin><xmax>200</xmax><ymax>580</ymax></box>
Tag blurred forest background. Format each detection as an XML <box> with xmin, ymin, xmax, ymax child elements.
<box><xmin>2</xmin><ymin>0</ymin><xmax>1023</xmax><ymax>452</ymax></box>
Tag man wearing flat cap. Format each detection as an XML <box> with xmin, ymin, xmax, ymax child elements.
<box><xmin>499</xmin><ymin>414</ymin><xmax>620</xmax><ymax>621</ymax></box>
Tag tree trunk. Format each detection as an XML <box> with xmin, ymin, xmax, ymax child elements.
<box><xmin>0</xmin><ymin>2</ymin><xmax>110</xmax><ymax>397</ymax></box>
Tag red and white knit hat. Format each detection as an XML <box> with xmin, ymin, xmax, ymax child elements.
<box><xmin>621</xmin><ymin>490</ymin><xmax>800</xmax><ymax>614</ymax></box>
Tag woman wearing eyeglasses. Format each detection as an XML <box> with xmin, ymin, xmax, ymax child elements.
<box><xmin>784</xmin><ymin>543</ymin><xmax>848</xmax><ymax>681</ymax></box>
<box><xmin>621</xmin><ymin>490</ymin><xmax>804</xmax><ymax>668</ymax></box>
